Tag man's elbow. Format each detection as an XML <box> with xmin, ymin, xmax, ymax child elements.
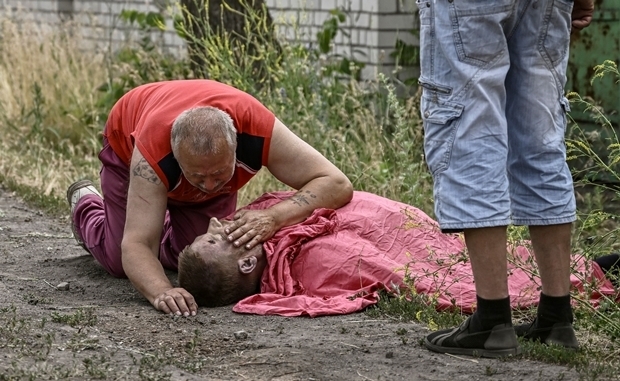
<box><xmin>120</xmin><ymin>239</ymin><xmax>143</xmax><ymax>273</ymax></box>
<box><xmin>120</xmin><ymin>241</ymin><xmax>133</xmax><ymax>270</ymax></box>
<box><xmin>332</xmin><ymin>174</ymin><xmax>354</xmax><ymax>207</ymax></box>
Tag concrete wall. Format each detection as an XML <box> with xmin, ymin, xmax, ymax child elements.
<box><xmin>1</xmin><ymin>0</ymin><xmax>419</xmax><ymax>79</ymax></box>
<box><xmin>1</xmin><ymin>0</ymin><xmax>186</xmax><ymax>55</ymax></box>
<box><xmin>267</xmin><ymin>0</ymin><xmax>418</xmax><ymax>79</ymax></box>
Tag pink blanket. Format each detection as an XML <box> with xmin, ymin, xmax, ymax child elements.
<box><xmin>233</xmin><ymin>191</ymin><xmax>617</xmax><ymax>317</ymax></box>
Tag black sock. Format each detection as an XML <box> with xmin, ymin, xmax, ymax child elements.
<box><xmin>470</xmin><ymin>295</ymin><xmax>512</xmax><ymax>331</ymax></box>
<box><xmin>537</xmin><ymin>293</ymin><xmax>573</xmax><ymax>328</ymax></box>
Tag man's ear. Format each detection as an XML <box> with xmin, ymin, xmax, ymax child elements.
<box><xmin>238</xmin><ymin>256</ymin><xmax>258</xmax><ymax>274</ymax></box>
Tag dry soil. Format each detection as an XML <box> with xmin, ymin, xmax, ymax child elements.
<box><xmin>0</xmin><ymin>185</ymin><xmax>586</xmax><ymax>380</ymax></box>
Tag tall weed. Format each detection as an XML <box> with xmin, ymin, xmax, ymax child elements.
<box><xmin>0</xmin><ymin>13</ymin><xmax>105</xmax><ymax>148</ymax></box>
<box><xmin>0</xmin><ymin>10</ymin><xmax>105</xmax><ymax>199</ymax></box>
<box><xmin>566</xmin><ymin>60</ymin><xmax>620</xmax><ymax>344</ymax></box>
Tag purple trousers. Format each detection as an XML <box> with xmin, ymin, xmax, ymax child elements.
<box><xmin>72</xmin><ymin>138</ymin><xmax>237</xmax><ymax>278</ymax></box>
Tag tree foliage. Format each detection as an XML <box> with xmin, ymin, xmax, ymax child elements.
<box><xmin>178</xmin><ymin>0</ymin><xmax>280</xmax><ymax>79</ymax></box>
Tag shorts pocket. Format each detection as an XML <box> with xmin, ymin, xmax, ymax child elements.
<box><xmin>560</xmin><ymin>96</ymin><xmax>571</xmax><ymax>113</ymax></box>
<box><xmin>416</xmin><ymin>0</ymin><xmax>431</xmax><ymax>25</ymax></box>
<box><xmin>419</xmin><ymin>78</ymin><xmax>453</xmax><ymax>95</ymax></box>
<box><xmin>558</xmin><ymin>96</ymin><xmax>571</xmax><ymax>135</ymax></box>
<box><xmin>417</xmin><ymin>0</ymin><xmax>433</xmax><ymax>82</ymax></box>
<box><xmin>448</xmin><ymin>1</ymin><xmax>513</xmax><ymax>66</ymax></box>
<box><xmin>421</xmin><ymin>98</ymin><xmax>464</xmax><ymax>175</ymax></box>
<box><xmin>541</xmin><ymin>0</ymin><xmax>572</xmax><ymax>68</ymax></box>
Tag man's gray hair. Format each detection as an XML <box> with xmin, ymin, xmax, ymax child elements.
<box><xmin>171</xmin><ymin>106</ymin><xmax>237</xmax><ymax>156</ymax></box>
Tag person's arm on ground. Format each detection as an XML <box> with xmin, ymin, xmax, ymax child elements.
<box><xmin>572</xmin><ymin>0</ymin><xmax>594</xmax><ymax>30</ymax></box>
<box><xmin>121</xmin><ymin>147</ymin><xmax>197</xmax><ymax>316</ymax></box>
<box><xmin>225</xmin><ymin>118</ymin><xmax>353</xmax><ymax>249</ymax></box>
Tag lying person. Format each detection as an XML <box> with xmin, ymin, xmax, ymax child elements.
<box><xmin>178</xmin><ymin>191</ymin><xmax>619</xmax><ymax>319</ymax></box>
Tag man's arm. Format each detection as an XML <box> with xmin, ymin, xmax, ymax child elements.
<box><xmin>225</xmin><ymin>118</ymin><xmax>353</xmax><ymax>249</ymax></box>
<box><xmin>122</xmin><ymin>147</ymin><xmax>197</xmax><ymax>316</ymax></box>
<box><xmin>572</xmin><ymin>0</ymin><xmax>594</xmax><ymax>30</ymax></box>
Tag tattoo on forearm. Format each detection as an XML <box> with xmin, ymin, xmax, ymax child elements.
<box><xmin>132</xmin><ymin>158</ymin><xmax>162</xmax><ymax>185</ymax></box>
<box><xmin>290</xmin><ymin>190</ymin><xmax>317</xmax><ymax>207</ymax></box>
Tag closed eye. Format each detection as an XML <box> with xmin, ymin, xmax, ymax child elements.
<box><xmin>208</xmin><ymin>239</ymin><xmax>216</xmax><ymax>244</ymax></box>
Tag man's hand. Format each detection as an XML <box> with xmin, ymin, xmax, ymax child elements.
<box><xmin>225</xmin><ymin>209</ymin><xmax>278</xmax><ymax>249</ymax></box>
<box><xmin>572</xmin><ymin>0</ymin><xmax>594</xmax><ymax>30</ymax></box>
<box><xmin>152</xmin><ymin>287</ymin><xmax>197</xmax><ymax>317</ymax></box>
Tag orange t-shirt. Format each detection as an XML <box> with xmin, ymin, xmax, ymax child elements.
<box><xmin>104</xmin><ymin>80</ymin><xmax>276</xmax><ymax>203</ymax></box>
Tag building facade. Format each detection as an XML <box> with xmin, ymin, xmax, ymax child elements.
<box><xmin>1</xmin><ymin>0</ymin><xmax>419</xmax><ymax>79</ymax></box>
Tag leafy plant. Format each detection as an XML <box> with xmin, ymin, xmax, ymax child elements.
<box><xmin>96</xmin><ymin>9</ymin><xmax>193</xmax><ymax>119</ymax></box>
<box><xmin>390</xmin><ymin>29</ymin><xmax>420</xmax><ymax>86</ymax></box>
<box><xmin>315</xmin><ymin>8</ymin><xmax>366</xmax><ymax>79</ymax></box>
<box><xmin>51</xmin><ymin>308</ymin><xmax>98</xmax><ymax>330</ymax></box>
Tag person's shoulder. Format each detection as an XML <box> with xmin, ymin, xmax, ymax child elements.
<box><xmin>120</xmin><ymin>81</ymin><xmax>175</xmax><ymax>102</ymax></box>
<box><xmin>131</xmin><ymin>79</ymin><xmax>228</xmax><ymax>93</ymax></box>
<box><xmin>193</xmin><ymin>79</ymin><xmax>248</xmax><ymax>95</ymax></box>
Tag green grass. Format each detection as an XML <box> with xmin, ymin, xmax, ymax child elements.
<box><xmin>0</xmin><ymin>4</ymin><xmax>619</xmax><ymax>379</ymax></box>
<box><xmin>50</xmin><ymin>308</ymin><xmax>98</xmax><ymax>329</ymax></box>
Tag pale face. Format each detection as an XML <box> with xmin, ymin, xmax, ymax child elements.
<box><xmin>190</xmin><ymin>217</ymin><xmax>236</xmax><ymax>255</ymax></box>
<box><xmin>191</xmin><ymin>217</ymin><xmax>266</xmax><ymax>268</ymax></box>
<box><xmin>176</xmin><ymin>145</ymin><xmax>236</xmax><ymax>195</ymax></box>
<box><xmin>190</xmin><ymin>217</ymin><xmax>267</xmax><ymax>296</ymax></box>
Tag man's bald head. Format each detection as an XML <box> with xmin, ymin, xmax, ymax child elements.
<box><xmin>171</xmin><ymin>106</ymin><xmax>237</xmax><ymax>156</ymax></box>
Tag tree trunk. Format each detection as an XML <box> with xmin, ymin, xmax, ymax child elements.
<box><xmin>179</xmin><ymin>0</ymin><xmax>280</xmax><ymax>80</ymax></box>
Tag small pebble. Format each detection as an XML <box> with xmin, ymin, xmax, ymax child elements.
<box><xmin>56</xmin><ymin>282</ymin><xmax>70</xmax><ymax>291</ymax></box>
<box><xmin>234</xmin><ymin>330</ymin><xmax>248</xmax><ymax>340</ymax></box>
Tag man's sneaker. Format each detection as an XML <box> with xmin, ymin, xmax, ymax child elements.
<box><xmin>66</xmin><ymin>180</ymin><xmax>102</xmax><ymax>249</ymax></box>
<box><xmin>424</xmin><ymin>316</ymin><xmax>521</xmax><ymax>358</ymax></box>
<box><xmin>515</xmin><ymin>319</ymin><xmax>579</xmax><ymax>349</ymax></box>
<box><xmin>67</xmin><ymin>180</ymin><xmax>102</xmax><ymax>213</ymax></box>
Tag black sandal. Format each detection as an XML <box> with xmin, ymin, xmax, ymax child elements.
<box><xmin>425</xmin><ymin>316</ymin><xmax>521</xmax><ymax>358</ymax></box>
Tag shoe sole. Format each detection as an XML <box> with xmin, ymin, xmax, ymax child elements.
<box><xmin>67</xmin><ymin>179</ymin><xmax>96</xmax><ymax>251</ymax></box>
<box><xmin>424</xmin><ymin>318</ymin><xmax>522</xmax><ymax>359</ymax></box>
<box><xmin>516</xmin><ymin>323</ymin><xmax>579</xmax><ymax>350</ymax></box>
<box><xmin>66</xmin><ymin>179</ymin><xmax>96</xmax><ymax>205</ymax></box>
<box><xmin>424</xmin><ymin>337</ymin><xmax>522</xmax><ymax>358</ymax></box>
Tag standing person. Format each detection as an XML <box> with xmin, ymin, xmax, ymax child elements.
<box><xmin>418</xmin><ymin>0</ymin><xmax>595</xmax><ymax>357</ymax></box>
<box><xmin>67</xmin><ymin>80</ymin><xmax>353</xmax><ymax>318</ymax></box>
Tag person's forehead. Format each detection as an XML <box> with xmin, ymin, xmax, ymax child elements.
<box><xmin>190</xmin><ymin>238</ymin><xmax>228</xmax><ymax>257</ymax></box>
<box><xmin>180</xmin><ymin>152</ymin><xmax>233</xmax><ymax>171</ymax></box>
<box><xmin>191</xmin><ymin>221</ymin><xmax>233</xmax><ymax>245</ymax></box>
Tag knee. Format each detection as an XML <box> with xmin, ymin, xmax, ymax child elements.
<box><xmin>106</xmin><ymin>264</ymin><xmax>127</xmax><ymax>278</ymax></box>
<box><xmin>90</xmin><ymin>246</ymin><xmax>127</xmax><ymax>278</ymax></box>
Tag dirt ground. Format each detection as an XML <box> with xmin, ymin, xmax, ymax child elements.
<box><xmin>0</xmin><ymin>185</ymin><xmax>590</xmax><ymax>381</ymax></box>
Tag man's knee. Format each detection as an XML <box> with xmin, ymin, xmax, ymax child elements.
<box><xmin>106</xmin><ymin>264</ymin><xmax>127</xmax><ymax>278</ymax></box>
<box><xmin>90</xmin><ymin>246</ymin><xmax>126</xmax><ymax>278</ymax></box>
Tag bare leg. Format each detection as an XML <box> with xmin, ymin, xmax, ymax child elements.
<box><xmin>464</xmin><ymin>226</ymin><xmax>509</xmax><ymax>299</ymax></box>
<box><xmin>425</xmin><ymin>226</ymin><xmax>520</xmax><ymax>358</ymax></box>
<box><xmin>528</xmin><ymin>223</ymin><xmax>572</xmax><ymax>297</ymax></box>
<box><xmin>514</xmin><ymin>223</ymin><xmax>577</xmax><ymax>349</ymax></box>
